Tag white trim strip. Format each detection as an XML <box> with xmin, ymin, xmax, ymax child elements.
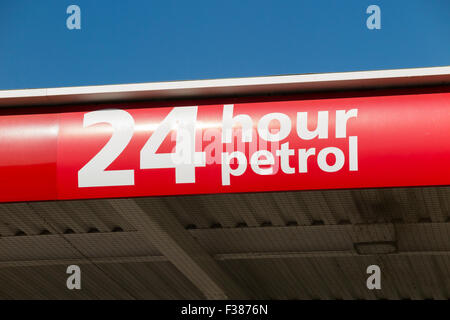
<box><xmin>1</xmin><ymin>66</ymin><xmax>449</xmax><ymax>107</ymax></box>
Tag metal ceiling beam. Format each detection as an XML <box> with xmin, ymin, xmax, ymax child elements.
<box><xmin>108</xmin><ymin>198</ymin><xmax>249</xmax><ymax>300</ymax></box>
<box><xmin>1</xmin><ymin>222</ymin><xmax>449</xmax><ymax>266</ymax></box>
<box><xmin>3</xmin><ymin>250</ymin><xmax>450</xmax><ymax>268</ymax></box>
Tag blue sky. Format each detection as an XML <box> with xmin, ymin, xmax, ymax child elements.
<box><xmin>0</xmin><ymin>0</ymin><xmax>449</xmax><ymax>90</ymax></box>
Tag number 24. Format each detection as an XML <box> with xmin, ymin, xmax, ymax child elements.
<box><xmin>78</xmin><ymin>107</ymin><xmax>205</xmax><ymax>188</ymax></box>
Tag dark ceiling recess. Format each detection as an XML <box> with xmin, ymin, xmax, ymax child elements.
<box><xmin>0</xmin><ymin>186</ymin><xmax>449</xmax><ymax>299</ymax></box>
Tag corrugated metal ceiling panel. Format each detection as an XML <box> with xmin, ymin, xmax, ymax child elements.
<box><xmin>0</xmin><ymin>186</ymin><xmax>449</xmax><ymax>299</ymax></box>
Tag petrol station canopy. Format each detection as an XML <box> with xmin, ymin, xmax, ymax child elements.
<box><xmin>0</xmin><ymin>66</ymin><xmax>449</xmax><ymax>299</ymax></box>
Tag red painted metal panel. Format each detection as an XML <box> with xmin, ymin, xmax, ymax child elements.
<box><xmin>0</xmin><ymin>113</ymin><xmax>58</xmax><ymax>202</ymax></box>
<box><xmin>0</xmin><ymin>88</ymin><xmax>449</xmax><ymax>202</ymax></box>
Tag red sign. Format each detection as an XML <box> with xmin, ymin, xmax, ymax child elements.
<box><xmin>0</xmin><ymin>89</ymin><xmax>449</xmax><ymax>202</ymax></box>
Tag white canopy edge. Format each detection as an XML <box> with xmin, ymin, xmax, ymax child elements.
<box><xmin>1</xmin><ymin>66</ymin><xmax>449</xmax><ymax>107</ymax></box>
